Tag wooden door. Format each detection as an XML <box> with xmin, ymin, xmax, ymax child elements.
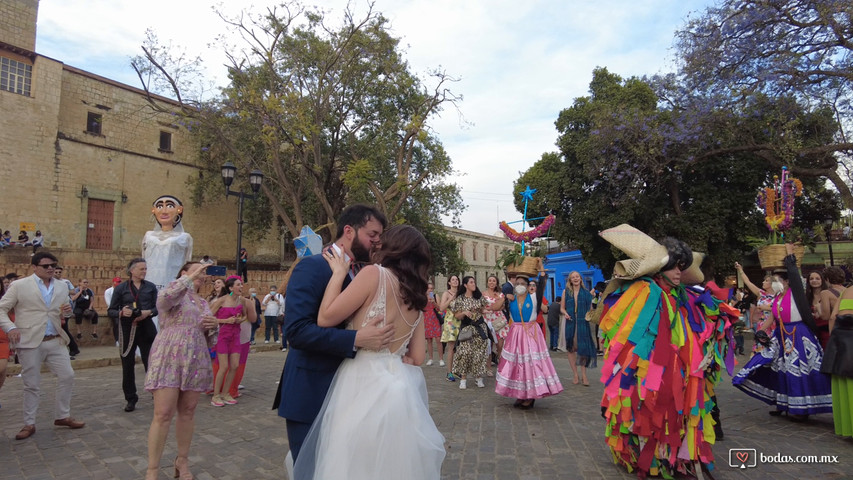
<box><xmin>86</xmin><ymin>199</ymin><xmax>114</xmax><ymax>250</ymax></box>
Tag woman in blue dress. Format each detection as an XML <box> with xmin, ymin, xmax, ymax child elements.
<box><xmin>560</xmin><ymin>271</ymin><xmax>597</xmax><ymax>386</ymax></box>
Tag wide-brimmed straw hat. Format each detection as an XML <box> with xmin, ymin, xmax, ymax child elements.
<box><xmin>599</xmin><ymin>224</ymin><xmax>704</xmax><ymax>283</ymax></box>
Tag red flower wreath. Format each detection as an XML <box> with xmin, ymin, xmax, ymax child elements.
<box><xmin>499</xmin><ymin>215</ymin><xmax>555</xmax><ymax>243</ymax></box>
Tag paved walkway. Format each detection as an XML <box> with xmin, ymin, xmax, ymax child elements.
<box><xmin>1</xmin><ymin>344</ymin><xmax>850</xmax><ymax>479</ymax></box>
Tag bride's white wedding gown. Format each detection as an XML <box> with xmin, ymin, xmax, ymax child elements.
<box><xmin>293</xmin><ymin>266</ymin><xmax>446</xmax><ymax>479</ymax></box>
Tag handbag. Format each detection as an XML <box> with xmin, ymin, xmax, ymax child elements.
<box><xmin>492</xmin><ymin>316</ymin><xmax>508</xmax><ymax>332</ymax></box>
<box><xmin>457</xmin><ymin>326</ymin><xmax>474</xmax><ymax>342</ymax></box>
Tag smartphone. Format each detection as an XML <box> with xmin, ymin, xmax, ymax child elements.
<box><xmin>206</xmin><ymin>265</ymin><xmax>227</xmax><ymax>276</ymax></box>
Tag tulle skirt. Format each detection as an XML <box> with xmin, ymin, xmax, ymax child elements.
<box><xmin>293</xmin><ymin>350</ymin><xmax>445</xmax><ymax>480</ymax></box>
<box><xmin>495</xmin><ymin>323</ymin><xmax>563</xmax><ymax>399</ymax></box>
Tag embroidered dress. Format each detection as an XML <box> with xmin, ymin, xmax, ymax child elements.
<box><xmin>733</xmin><ymin>288</ymin><xmax>833</xmax><ymax>415</ymax></box>
<box><xmin>598</xmin><ymin>278</ymin><xmax>735</xmax><ymax>477</ymax></box>
<box><xmin>495</xmin><ymin>294</ymin><xmax>563</xmax><ymax>400</ymax></box>
<box><xmin>483</xmin><ymin>294</ymin><xmax>509</xmax><ymax>339</ymax></box>
<box><xmin>145</xmin><ymin>278</ymin><xmax>214</xmax><ymax>392</ymax></box>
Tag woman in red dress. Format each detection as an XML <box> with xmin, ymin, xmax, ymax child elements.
<box><xmin>423</xmin><ymin>282</ymin><xmax>443</xmax><ymax>365</ymax></box>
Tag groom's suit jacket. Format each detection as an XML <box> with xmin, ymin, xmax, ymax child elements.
<box><xmin>273</xmin><ymin>253</ymin><xmax>356</xmax><ymax>424</ymax></box>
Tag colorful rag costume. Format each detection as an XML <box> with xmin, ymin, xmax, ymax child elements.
<box><xmin>598</xmin><ymin>277</ymin><xmax>735</xmax><ymax>477</ymax></box>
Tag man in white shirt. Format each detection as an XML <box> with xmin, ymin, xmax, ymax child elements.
<box><xmin>104</xmin><ymin>276</ymin><xmax>122</xmax><ymax>346</ymax></box>
<box><xmin>262</xmin><ymin>285</ymin><xmax>285</xmax><ymax>346</ymax></box>
<box><xmin>0</xmin><ymin>252</ymin><xmax>86</xmax><ymax>440</ymax></box>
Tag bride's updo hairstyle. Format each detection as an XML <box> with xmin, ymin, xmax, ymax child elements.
<box><xmin>371</xmin><ymin>225</ymin><xmax>431</xmax><ymax>311</ymax></box>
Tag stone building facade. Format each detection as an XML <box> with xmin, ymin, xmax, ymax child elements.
<box><xmin>433</xmin><ymin>227</ymin><xmax>516</xmax><ymax>295</ymax></box>
<box><xmin>0</xmin><ymin>0</ymin><xmax>280</xmax><ymax>265</ymax></box>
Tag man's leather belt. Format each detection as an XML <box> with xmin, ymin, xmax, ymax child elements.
<box><xmin>43</xmin><ymin>334</ymin><xmax>60</xmax><ymax>341</ymax></box>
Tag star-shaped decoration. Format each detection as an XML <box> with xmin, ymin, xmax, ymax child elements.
<box><xmin>520</xmin><ymin>185</ymin><xmax>537</xmax><ymax>202</ymax></box>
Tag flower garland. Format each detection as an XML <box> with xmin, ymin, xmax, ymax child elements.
<box><xmin>499</xmin><ymin>214</ymin><xmax>555</xmax><ymax>242</ymax></box>
<box><xmin>755</xmin><ymin>168</ymin><xmax>802</xmax><ymax>233</ymax></box>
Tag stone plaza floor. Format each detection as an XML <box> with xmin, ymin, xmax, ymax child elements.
<box><xmin>0</xmin><ymin>345</ymin><xmax>850</xmax><ymax>479</ymax></box>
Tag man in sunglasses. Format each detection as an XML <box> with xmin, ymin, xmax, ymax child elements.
<box><xmin>0</xmin><ymin>252</ymin><xmax>86</xmax><ymax>440</ymax></box>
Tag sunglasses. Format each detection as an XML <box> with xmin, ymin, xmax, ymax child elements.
<box><xmin>38</xmin><ymin>263</ymin><xmax>58</xmax><ymax>269</ymax></box>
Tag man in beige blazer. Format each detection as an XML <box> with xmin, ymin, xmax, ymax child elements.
<box><xmin>0</xmin><ymin>252</ymin><xmax>85</xmax><ymax>440</ymax></box>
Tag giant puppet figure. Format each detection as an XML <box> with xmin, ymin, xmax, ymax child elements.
<box><xmin>143</xmin><ymin>195</ymin><xmax>193</xmax><ymax>328</ymax></box>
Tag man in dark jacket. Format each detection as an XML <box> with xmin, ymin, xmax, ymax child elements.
<box><xmin>107</xmin><ymin>258</ymin><xmax>158</xmax><ymax>413</ymax></box>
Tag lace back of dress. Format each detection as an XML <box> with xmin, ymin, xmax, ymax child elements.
<box><xmin>359</xmin><ymin>265</ymin><xmax>420</xmax><ymax>355</ymax></box>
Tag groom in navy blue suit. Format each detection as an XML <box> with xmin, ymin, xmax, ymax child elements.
<box><xmin>273</xmin><ymin>205</ymin><xmax>394</xmax><ymax>462</ymax></box>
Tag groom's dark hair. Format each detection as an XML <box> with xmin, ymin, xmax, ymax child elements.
<box><xmin>336</xmin><ymin>204</ymin><xmax>387</xmax><ymax>240</ymax></box>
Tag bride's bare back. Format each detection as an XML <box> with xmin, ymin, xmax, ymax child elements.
<box><xmin>348</xmin><ymin>265</ymin><xmax>422</xmax><ymax>355</ymax></box>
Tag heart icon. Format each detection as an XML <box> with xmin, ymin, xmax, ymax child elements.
<box><xmin>736</xmin><ymin>452</ymin><xmax>749</xmax><ymax>463</ymax></box>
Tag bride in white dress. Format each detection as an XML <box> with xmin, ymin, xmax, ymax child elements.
<box><xmin>293</xmin><ymin>225</ymin><xmax>446</xmax><ymax>480</ymax></box>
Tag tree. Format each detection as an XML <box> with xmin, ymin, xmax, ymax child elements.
<box><xmin>130</xmin><ymin>2</ymin><xmax>465</xmax><ymax>265</ymax></box>
<box><xmin>517</xmin><ymin>68</ymin><xmax>840</xmax><ymax>275</ymax></box>
<box><xmin>671</xmin><ymin>0</ymin><xmax>853</xmax><ymax>206</ymax></box>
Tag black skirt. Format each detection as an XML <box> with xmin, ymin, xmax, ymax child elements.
<box><xmin>820</xmin><ymin>314</ymin><xmax>853</xmax><ymax>378</ymax></box>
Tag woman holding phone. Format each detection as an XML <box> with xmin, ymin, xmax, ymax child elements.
<box><xmin>144</xmin><ymin>262</ymin><xmax>218</xmax><ymax>479</ymax></box>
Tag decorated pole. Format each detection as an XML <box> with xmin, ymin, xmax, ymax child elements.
<box><xmin>499</xmin><ymin>185</ymin><xmax>556</xmax><ymax>255</ymax></box>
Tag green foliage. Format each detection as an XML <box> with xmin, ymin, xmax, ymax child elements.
<box><xmin>132</xmin><ymin>2</ymin><xmax>464</xmax><ymax>262</ymax></box>
<box><xmin>517</xmin><ymin>68</ymin><xmax>843</xmax><ymax>276</ymax></box>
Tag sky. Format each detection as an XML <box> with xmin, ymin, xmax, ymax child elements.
<box><xmin>34</xmin><ymin>0</ymin><xmax>711</xmax><ymax>236</ymax></box>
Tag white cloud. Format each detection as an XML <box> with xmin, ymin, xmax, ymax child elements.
<box><xmin>34</xmin><ymin>0</ymin><xmax>709</xmax><ymax>234</ymax></box>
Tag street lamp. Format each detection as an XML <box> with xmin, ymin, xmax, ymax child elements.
<box><xmin>824</xmin><ymin>217</ymin><xmax>835</xmax><ymax>266</ymax></box>
<box><xmin>220</xmin><ymin>162</ymin><xmax>264</xmax><ymax>275</ymax></box>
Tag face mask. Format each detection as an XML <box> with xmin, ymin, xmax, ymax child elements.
<box><xmin>251</xmin><ymin>293</ymin><xmax>257</xmax><ymax>297</ymax></box>
<box><xmin>515</xmin><ymin>285</ymin><xmax>527</xmax><ymax>296</ymax></box>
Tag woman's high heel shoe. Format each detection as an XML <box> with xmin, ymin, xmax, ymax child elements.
<box><xmin>174</xmin><ymin>456</ymin><xmax>193</xmax><ymax>480</ymax></box>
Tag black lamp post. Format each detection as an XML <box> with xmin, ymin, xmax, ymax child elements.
<box><xmin>220</xmin><ymin>162</ymin><xmax>264</xmax><ymax>275</ymax></box>
<box><xmin>824</xmin><ymin>217</ymin><xmax>835</xmax><ymax>266</ymax></box>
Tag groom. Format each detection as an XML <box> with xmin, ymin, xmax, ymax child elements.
<box><xmin>273</xmin><ymin>204</ymin><xmax>395</xmax><ymax>462</ymax></box>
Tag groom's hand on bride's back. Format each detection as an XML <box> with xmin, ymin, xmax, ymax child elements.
<box><xmin>354</xmin><ymin>316</ymin><xmax>395</xmax><ymax>350</ymax></box>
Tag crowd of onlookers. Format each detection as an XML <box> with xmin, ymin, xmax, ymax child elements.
<box><xmin>0</xmin><ymin>230</ymin><xmax>44</xmax><ymax>254</ymax></box>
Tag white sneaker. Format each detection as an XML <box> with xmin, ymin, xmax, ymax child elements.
<box><xmin>459</xmin><ymin>379</ymin><xmax>467</xmax><ymax>390</ymax></box>
<box><xmin>439</xmin><ymin>360</ymin><xmax>446</xmax><ymax>367</ymax></box>
<box><xmin>264</xmin><ymin>340</ymin><xmax>270</xmax><ymax>344</ymax></box>
<box><xmin>425</xmin><ymin>359</ymin><xmax>433</xmax><ymax>366</ymax></box>
<box><xmin>476</xmin><ymin>378</ymin><xmax>485</xmax><ymax>388</ymax></box>
<box><xmin>238</xmin><ymin>384</ymin><xmax>245</xmax><ymax>390</ymax></box>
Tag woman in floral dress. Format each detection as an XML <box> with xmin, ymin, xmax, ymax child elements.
<box><xmin>423</xmin><ymin>282</ymin><xmax>443</xmax><ymax>366</ymax></box>
<box><xmin>439</xmin><ymin>275</ymin><xmax>460</xmax><ymax>380</ymax></box>
<box><xmin>145</xmin><ymin>262</ymin><xmax>218</xmax><ymax>480</ymax></box>
<box><xmin>735</xmin><ymin>262</ymin><xmax>780</xmax><ymax>353</ymax></box>
<box><xmin>483</xmin><ymin>275</ymin><xmax>508</xmax><ymax>366</ymax></box>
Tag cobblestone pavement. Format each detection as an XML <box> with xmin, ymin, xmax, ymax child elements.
<box><xmin>1</xmin><ymin>345</ymin><xmax>850</xmax><ymax>479</ymax></box>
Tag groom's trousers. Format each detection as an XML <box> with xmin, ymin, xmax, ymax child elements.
<box><xmin>287</xmin><ymin>419</ymin><xmax>312</xmax><ymax>461</ymax></box>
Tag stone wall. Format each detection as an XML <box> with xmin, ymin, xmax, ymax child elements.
<box><xmin>0</xmin><ymin>0</ymin><xmax>37</xmax><ymax>52</ymax></box>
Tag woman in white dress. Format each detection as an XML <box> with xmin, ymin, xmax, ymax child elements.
<box><xmin>143</xmin><ymin>195</ymin><xmax>193</xmax><ymax>330</ymax></box>
<box><xmin>293</xmin><ymin>225</ymin><xmax>445</xmax><ymax>480</ymax></box>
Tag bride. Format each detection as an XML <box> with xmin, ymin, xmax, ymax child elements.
<box><xmin>292</xmin><ymin>225</ymin><xmax>446</xmax><ymax>479</ymax></box>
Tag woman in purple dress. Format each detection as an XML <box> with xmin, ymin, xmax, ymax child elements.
<box><xmin>144</xmin><ymin>262</ymin><xmax>219</xmax><ymax>480</ymax></box>
<box><xmin>733</xmin><ymin>244</ymin><xmax>832</xmax><ymax>420</ymax></box>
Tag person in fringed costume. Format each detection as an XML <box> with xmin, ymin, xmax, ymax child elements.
<box><xmin>595</xmin><ymin>225</ymin><xmax>736</xmax><ymax>479</ymax></box>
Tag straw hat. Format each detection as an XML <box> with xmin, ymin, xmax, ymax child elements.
<box><xmin>599</xmin><ymin>224</ymin><xmax>704</xmax><ymax>283</ymax></box>
<box><xmin>599</xmin><ymin>224</ymin><xmax>669</xmax><ymax>280</ymax></box>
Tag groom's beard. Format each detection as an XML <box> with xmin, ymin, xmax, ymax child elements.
<box><xmin>350</xmin><ymin>238</ymin><xmax>372</xmax><ymax>263</ymax></box>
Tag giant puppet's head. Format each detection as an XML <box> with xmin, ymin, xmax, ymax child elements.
<box><xmin>151</xmin><ymin>195</ymin><xmax>184</xmax><ymax>232</ymax></box>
